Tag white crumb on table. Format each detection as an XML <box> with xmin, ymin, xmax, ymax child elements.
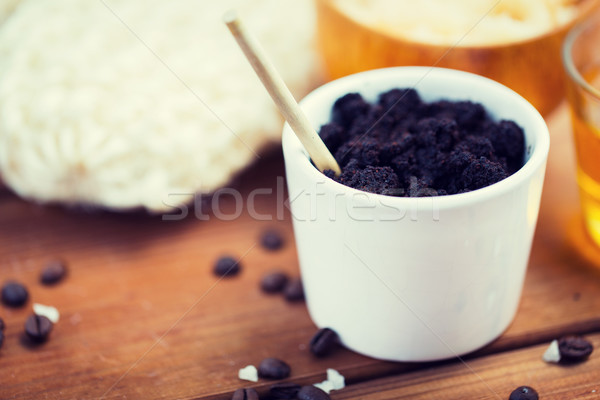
<box><xmin>314</xmin><ymin>380</ymin><xmax>335</xmax><ymax>393</ymax></box>
<box><xmin>542</xmin><ymin>339</ymin><xmax>561</xmax><ymax>363</ymax></box>
<box><xmin>314</xmin><ymin>368</ymin><xmax>345</xmax><ymax>393</ymax></box>
<box><xmin>238</xmin><ymin>365</ymin><xmax>258</xmax><ymax>382</ymax></box>
<box><xmin>33</xmin><ymin>303</ymin><xmax>60</xmax><ymax>323</ymax></box>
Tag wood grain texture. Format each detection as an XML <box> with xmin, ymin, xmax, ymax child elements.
<box><xmin>335</xmin><ymin>334</ymin><xmax>600</xmax><ymax>399</ymax></box>
<box><xmin>0</xmin><ymin>104</ymin><xmax>599</xmax><ymax>399</ymax></box>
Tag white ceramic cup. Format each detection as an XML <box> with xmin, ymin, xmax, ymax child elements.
<box><xmin>282</xmin><ymin>67</ymin><xmax>549</xmax><ymax>362</ymax></box>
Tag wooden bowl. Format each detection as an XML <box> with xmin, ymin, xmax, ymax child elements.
<box><xmin>315</xmin><ymin>0</ymin><xmax>600</xmax><ymax>115</ymax></box>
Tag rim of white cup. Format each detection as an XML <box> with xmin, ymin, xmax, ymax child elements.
<box><xmin>282</xmin><ymin>67</ymin><xmax>550</xmax><ymax>210</ymax></box>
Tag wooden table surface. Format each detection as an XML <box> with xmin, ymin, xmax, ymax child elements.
<box><xmin>1</xmin><ymin>103</ymin><xmax>600</xmax><ymax>400</ymax></box>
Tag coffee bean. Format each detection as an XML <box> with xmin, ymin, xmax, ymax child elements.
<box><xmin>231</xmin><ymin>388</ymin><xmax>259</xmax><ymax>400</ymax></box>
<box><xmin>213</xmin><ymin>256</ymin><xmax>241</xmax><ymax>278</ymax></box>
<box><xmin>283</xmin><ymin>278</ymin><xmax>304</xmax><ymax>302</ymax></box>
<box><xmin>261</xmin><ymin>271</ymin><xmax>289</xmax><ymax>294</ymax></box>
<box><xmin>0</xmin><ymin>317</ymin><xmax>5</xmax><ymax>331</ymax></box>
<box><xmin>40</xmin><ymin>259</ymin><xmax>68</xmax><ymax>285</ymax></box>
<box><xmin>24</xmin><ymin>314</ymin><xmax>53</xmax><ymax>342</ymax></box>
<box><xmin>558</xmin><ymin>335</ymin><xmax>593</xmax><ymax>362</ymax></box>
<box><xmin>508</xmin><ymin>386</ymin><xmax>538</xmax><ymax>400</ymax></box>
<box><xmin>261</xmin><ymin>229</ymin><xmax>284</xmax><ymax>251</ymax></box>
<box><xmin>0</xmin><ymin>331</ymin><xmax>4</xmax><ymax>349</ymax></box>
<box><xmin>258</xmin><ymin>357</ymin><xmax>291</xmax><ymax>379</ymax></box>
<box><xmin>310</xmin><ymin>328</ymin><xmax>339</xmax><ymax>357</ymax></box>
<box><xmin>269</xmin><ymin>382</ymin><xmax>301</xmax><ymax>398</ymax></box>
<box><xmin>1</xmin><ymin>281</ymin><xmax>29</xmax><ymax>307</ymax></box>
<box><xmin>297</xmin><ymin>385</ymin><xmax>331</xmax><ymax>400</ymax></box>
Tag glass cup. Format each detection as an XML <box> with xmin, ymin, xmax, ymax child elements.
<box><xmin>563</xmin><ymin>13</ymin><xmax>600</xmax><ymax>248</ymax></box>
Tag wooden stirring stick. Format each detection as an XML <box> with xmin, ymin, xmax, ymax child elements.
<box><xmin>224</xmin><ymin>10</ymin><xmax>341</xmax><ymax>176</ymax></box>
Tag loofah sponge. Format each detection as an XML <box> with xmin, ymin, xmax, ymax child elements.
<box><xmin>0</xmin><ymin>0</ymin><xmax>322</xmax><ymax>212</ymax></box>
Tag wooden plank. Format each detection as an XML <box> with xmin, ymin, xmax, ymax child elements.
<box><xmin>0</xmin><ymin>104</ymin><xmax>599</xmax><ymax>399</ymax></box>
<box><xmin>335</xmin><ymin>334</ymin><xmax>600</xmax><ymax>400</ymax></box>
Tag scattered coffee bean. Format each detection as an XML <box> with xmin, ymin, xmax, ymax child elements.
<box><xmin>24</xmin><ymin>314</ymin><xmax>53</xmax><ymax>343</ymax></box>
<box><xmin>258</xmin><ymin>357</ymin><xmax>291</xmax><ymax>379</ymax></box>
<box><xmin>40</xmin><ymin>259</ymin><xmax>68</xmax><ymax>285</ymax></box>
<box><xmin>261</xmin><ymin>271</ymin><xmax>289</xmax><ymax>294</ymax></box>
<box><xmin>283</xmin><ymin>278</ymin><xmax>304</xmax><ymax>302</ymax></box>
<box><xmin>508</xmin><ymin>386</ymin><xmax>538</xmax><ymax>400</ymax></box>
<box><xmin>213</xmin><ymin>256</ymin><xmax>241</xmax><ymax>278</ymax></box>
<box><xmin>310</xmin><ymin>328</ymin><xmax>339</xmax><ymax>357</ymax></box>
<box><xmin>297</xmin><ymin>385</ymin><xmax>331</xmax><ymax>400</ymax></box>
<box><xmin>269</xmin><ymin>382</ymin><xmax>301</xmax><ymax>399</ymax></box>
<box><xmin>558</xmin><ymin>335</ymin><xmax>593</xmax><ymax>362</ymax></box>
<box><xmin>0</xmin><ymin>331</ymin><xmax>4</xmax><ymax>349</ymax></box>
<box><xmin>1</xmin><ymin>281</ymin><xmax>29</xmax><ymax>307</ymax></box>
<box><xmin>261</xmin><ymin>229</ymin><xmax>284</xmax><ymax>251</ymax></box>
<box><xmin>231</xmin><ymin>388</ymin><xmax>259</xmax><ymax>400</ymax></box>
<box><xmin>0</xmin><ymin>317</ymin><xmax>5</xmax><ymax>331</ymax></box>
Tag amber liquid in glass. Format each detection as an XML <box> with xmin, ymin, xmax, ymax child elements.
<box><xmin>571</xmin><ymin>68</ymin><xmax>600</xmax><ymax>246</ymax></box>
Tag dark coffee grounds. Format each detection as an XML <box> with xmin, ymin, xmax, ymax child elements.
<box><xmin>319</xmin><ymin>89</ymin><xmax>525</xmax><ymax>196</ymax></box>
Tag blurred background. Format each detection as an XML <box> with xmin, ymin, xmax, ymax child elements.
<box><xmin>0</xmin><ymin>0</ymin><xmax>597</xmax><ymax>214</ymax></box>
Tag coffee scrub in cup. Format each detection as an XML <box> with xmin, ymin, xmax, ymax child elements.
<box><xmin>282</xmin><ymin>67</ymin><xmax>549</xmax><ymax>362</ymax></box>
